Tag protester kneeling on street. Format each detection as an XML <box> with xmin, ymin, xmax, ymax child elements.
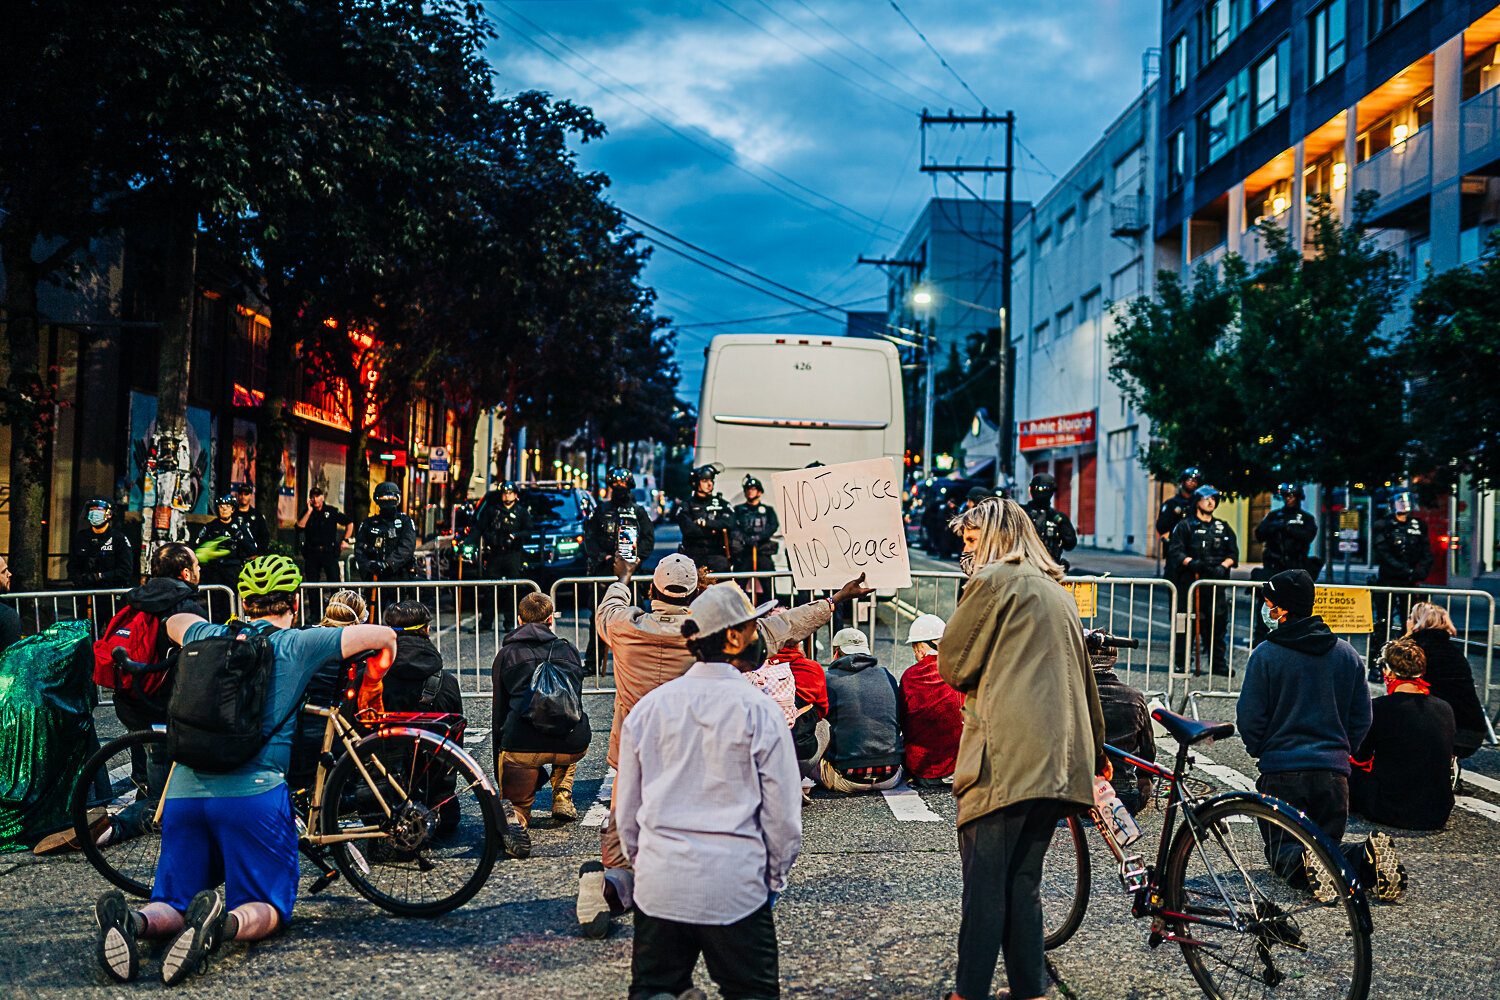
<box><xmin>493</xmin><ymin>592</ymin><xmax>591</xmax><ymax>856</ymax></box>
<box><xmin>1237</xmin><ymin>569</ymin><xmax>1406</xmax><ymax>902</ymax></box>
<box><xmin>616</xmin><ymin>582</ymin><xmax>801</xmax><ymax>1000</ymax></box>
<box><xmin>898</xmin><ymin>614</ymin><xmax>962</xmax><ymax>789</ymax></box>
<box><xmin>1351</xmin><ymin>637</ymin><xmax>1455</xmax><ymax>831</ymax></box>
<box><xmin>818</xmin><ymin>627</ymin><xmax>904</xmax><ymax>793</ymax></box>
<box><xmin>92</xmin><ymin>555</ymin><xmax>397</xmax><ymax>986</ymax></box>
<box><xmin>382</xmin><ymin>601</ymin><xmax>463</xmax><ymax>714</ymax></box>
<box><xmin>1087</xmin><ymin>634</ymin><xmax>1157</xmax><ymax>814</ymax></box>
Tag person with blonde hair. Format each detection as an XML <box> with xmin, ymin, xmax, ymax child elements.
<box><xmin>937</xmin><ymin>497</ymin><xmax>1104</xmax><ymax>1000</ymax></box>
<box><xmin>316</xmin><ymin>589</ymin><xmax>367</xmax><ymax>628</ymax></box>
<box><xmin>1404</xmin><ymin>602</ymin><xmax>1487</xmax><ymax>758</ymax></box>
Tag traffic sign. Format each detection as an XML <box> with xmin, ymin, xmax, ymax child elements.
<box><xmin>1338</xmin><ymin>540</ymin><xmax>1359</xmax><ymax>552</ymax></box>
<box><xmin>1338</xmin><ymin>528</ymin><xmax>1358</xmax><ymax>540</ymax></box>
<box><xmin>428</xmin><ymin>445</ymin><xmax>449</xmax><ymax>472</ymax></box>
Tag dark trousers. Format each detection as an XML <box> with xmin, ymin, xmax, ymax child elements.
<box><xmin>1256</xmin><ymin>770</ymin><xmax>1349</xmax><ymax>877</ymax></box>
<box><xmin>304</xmin><ymin>548</ymin><xmax>342</xmax><ymax>583</ymax></box>
<box><xmin>631</xmin><ymin>901</ymin><xmax>779</xmax><ymax>1000</ymax></box>
<box><xmin>955</xmin><ymin>801</ymin><xmax>1057</xmax><ymax>1000</ymax></box>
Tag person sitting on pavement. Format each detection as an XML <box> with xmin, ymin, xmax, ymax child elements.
<box><xmin>381</xmin><ymin>601</ymin><xmax>462</xmax><ymax>715</ymax></box>
<box><xmin>1404</xmin><ymin>602</ymin><xmax>1487</xmax><ymax>761</ymax></box>
<box><xmin>897</xmin><ymin>614</ymin><xmax>962</xmax><ymax>788</ymax></box>
<box><xmin>819</xmin><ymin>627</ymin><xmax>904</xmax><ymax>793</ymax></box>
<box><xmin>492</xmin><ymin>592</ymin><xmax>590</xmax><ymax>856</ymax></box>
<box><xmin>1236</xmin><ymin>569</ymin><xmax>1406</xmax><ymax>902</ymax></box>
<box><xmin>765</xmin><ymin>633</ymin><xmax>830</xmax><ymax>780</ymax></box>
<box><xmin>1086</xmin><ymin>633</ymin><xmax>1156</xmax><ymax>814</ymax></box>
<box><xmin>91</xmin><ymin>554</ymin><xmax>398</xmax><ymax>986</ymax></box>
<box><xmin>616</xmin><ymin>582</ymin><xmax>801</xmax><ymax>1000</ymax></box>
<box><xmin>578</xmin><ymin>555</ymin><xmax>871</xmax><ymax>939</ymax></box>
<box><xmin>1350</xmin><ymin>637</ymin><xmax>1455</xmax><ymax>831</ymax></box>
<box><xmin>747</xmin><ymin>644</ymin><xmax>798</xmax><ymax>727</ymax></box>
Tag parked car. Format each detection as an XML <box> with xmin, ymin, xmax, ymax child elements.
<box><xmin>448</xmin><ymin>483</ymin><xmax>595</xmax><ymax>590</ymax></box>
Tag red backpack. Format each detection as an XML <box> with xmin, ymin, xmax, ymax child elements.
<box><xmin>93</xmin><ymin>606</ymin><xmax>172</xmax><ymax>696</ymax></box>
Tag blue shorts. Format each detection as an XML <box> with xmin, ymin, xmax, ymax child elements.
<box><xmin>151</xmin><ymin>785</ymin><xmax>299</xmax><ymax>921</ymax></box>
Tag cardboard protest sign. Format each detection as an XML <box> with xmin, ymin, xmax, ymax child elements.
<box><xmin>770</xmin><ymin>458</ymin><xmax>912</xmax><ymax>591</ymax></box>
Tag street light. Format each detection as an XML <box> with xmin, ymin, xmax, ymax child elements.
<box><xmin>909</xmin><ymin>286</ymin><xmax>936</xmax><ymax>482</ymax></box>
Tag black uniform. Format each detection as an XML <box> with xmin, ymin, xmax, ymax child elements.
<box><xmin>1252</xmin><ymin>505</ymin><xmax>1320</xmax><ymax>646</ymax></box>
<box><xmin>68</xmin><ymin>526</ymin><xmax>135</xmax><ymax>589</ymax></box>
<box><xmin>1167</xmin><ymin>515</ymin><xmax>1238</xmax><ymax>675</ymax></box>
<box><xmin>1368</xmin><ymin>512</ymin><xmax>1433</xmax><ymax>671</ymax></box>
<box><xmin>732</xmin><ymin>500</ymin><xmax>780</xmax><ymax>573</ymax></box>
<box><xmin>353</xmin><ymin>510</ymin><xmax>418</xmax><ymax>581</ymax></box>
<box><xmin>1022</xmin><ymin>500</ymin><xmax>1077</xmax><ymax>568</ymax></box>
<box><xmin>584</xmin><ymin>500</ymin><xmax>654</xmax><ymax>574</ymax></box>
<box><xmin>193</xmin><ymin>517</ymin><xmax>258</xmax><ymax>590</ymax></box>
<box><xmin>477</xmin><ymin>495</ymin><xmax>534</xmax><ymax>580</ymax></box>
<box><xmin>237</xmin><ymin>505</ymin><xmax>271</xmax><ymax>557</ymax></box>
<box><xmin>676</xmin><ymin>492</ymin><xmax>735</xmax><ymax>573</ymax></box>
<box><xmin>1155</xmin><ymin>491</ymin><xmax>1197</xmax><ymax>545</ymax></box>
<box><xmin>300</xmin><ymin>505</ymin><xmax>351</xmax><ymax>582</ymax></box>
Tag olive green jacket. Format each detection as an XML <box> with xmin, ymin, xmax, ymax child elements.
<box><xmin>938</xmin><ymin>559</ymin><xmax>1106</xmax><ymax>828</ymax></box>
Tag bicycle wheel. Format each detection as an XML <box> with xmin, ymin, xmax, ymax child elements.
<box><xmin>1163</xmin><ymin>797</ymin><xmax>1372</xmax><ymax>1000</ymax></box>
<box><xmin>72</xmin><ymin>730</ymin><xmax>169</xmax><ymax>897</ymax></box>
<box><xmin>1040</xmin><ymin>812</ymin><xmax>1091</xmax><ymax>949</ymax></box>
<box><xmin>318</xmin><ymin>731</ymin><xmax>500</xmax><ymax>917</ymax></box>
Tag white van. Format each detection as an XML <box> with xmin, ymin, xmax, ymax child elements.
<box><xmin>694</xmin><ymin>334</ymin><xmax>905</xmax><ymax>505</ymax></box>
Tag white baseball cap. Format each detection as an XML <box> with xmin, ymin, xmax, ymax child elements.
<box><xmin>652</xmin><ymin>553</ymin><xmax>698</xmax><ymax>599</ymax></box>
<box><xmin>906</xmin><ymin>614</ymin><xmax>945</xmax><ymax>644</ymax></box>
<box><xmin>685</xmin><ymin>582</ymin><xmax>777</xmax><ymax>637</ymax></box>
<box><xmin>831</xmin><ymin>627</ymin><xmax>870</xmax><ymax>653</ymax></box>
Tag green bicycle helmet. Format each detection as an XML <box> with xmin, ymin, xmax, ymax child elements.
<box><xmin>238</xmin><ymin>554</ymin><xmax>303</xmax><ymax>599</ymax></box>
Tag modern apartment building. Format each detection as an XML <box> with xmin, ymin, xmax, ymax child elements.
<box><xmin>1155</xmin><ymin>0</ymin><xmax>1500</xmax><ymax>588</ymax></box>
<box><xmin>1009</xmin><ymin>84</ymin><xmax>1169</xmax><ymax>557</ymax></box>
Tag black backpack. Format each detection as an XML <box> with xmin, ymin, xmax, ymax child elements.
<box><xmin>166</xmin><ymin>622</ymin><xmax>282</xmax><ymax>773</ymax></box>
<box><xmin>521</xmin><ymin>640</ymin><xmax>584</xmax><ymax>737</ymax></box>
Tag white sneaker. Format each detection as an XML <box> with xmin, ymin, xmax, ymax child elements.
<box><xmin>576</xmin><ymin>861</ymin><xmax>610</xmax><ymax>939</ymax></box>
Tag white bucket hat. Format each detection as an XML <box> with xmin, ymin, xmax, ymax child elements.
<box><xmin>906</xmin><ymin>614</ymin><xmax>945</xmax><ymax>644</ymax></box>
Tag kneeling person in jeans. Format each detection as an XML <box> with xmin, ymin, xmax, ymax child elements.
<box><xmin>616</xmin><ymin>583</ymin><xmax>801</xmax><ymax>1000</ymax></box>
<box><xmin>91</xmin><ymin>555</ymin><xmax>398</xmax><ymax>985</ymax></box>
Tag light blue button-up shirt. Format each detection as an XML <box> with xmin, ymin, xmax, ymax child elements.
<box><xmin>615</xmin><ymin>661</ymin><xmax>803</xmax><ymax>925</ymax></box>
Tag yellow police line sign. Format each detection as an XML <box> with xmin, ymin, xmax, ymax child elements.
<box><xmin>1063</xmin><ymin>582</ymin><xmax>1097</xmax><ymax>619</ymax></box>
<box><xmin>1313</xmin><ymin>586</ymin><xmax>1373</xmax><ymax>634</ymax></box>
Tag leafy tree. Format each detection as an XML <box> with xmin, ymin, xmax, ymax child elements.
<box><xmin>1404</xmin><ymin>231</ymin><xmax>1500</xmax><ymax>491</ymax></box>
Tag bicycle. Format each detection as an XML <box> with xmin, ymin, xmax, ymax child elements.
<box><xmin>1041</xmin><ymin>631</ymin><xmax>1374</xmax><ymax>1000</ymax></box>
<box><xmin>69</xmin><ymin>648</ymin><xmax>502</xmax><ymax>917</ymax></box>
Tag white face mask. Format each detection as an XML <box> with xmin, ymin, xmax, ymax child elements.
<box><xmin>87</xmin><ymin>509</ymin><xmax>109</xmax><ymax>527</ymax></box>
<box><xmin>1260</xmin><ymin>604</ymin><xmax>1281</xmax><ymax>631</ymax></box>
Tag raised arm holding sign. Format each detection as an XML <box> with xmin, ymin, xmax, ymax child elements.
<box><xmin>770</xmin><ymin>458</ymin><xmax>912</xmax><ymax>591</ymax></box>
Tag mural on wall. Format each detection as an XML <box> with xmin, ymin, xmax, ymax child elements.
<box><xmin>233</xmin><ymin>419</ymin><xmax>298</xmax><ymax>523</ymax></box>
<box><xmin>127</xmin><ymin>392</ymin><xmax>215</xmax><ymax>515</ymax></box>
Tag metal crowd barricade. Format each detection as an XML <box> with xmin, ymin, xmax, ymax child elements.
<box><xmin>4</xmin><ymin>584</ymin><xmax>240</xmax><ymax>642</ymax></box>
<box><xmin>297</xmin><ymin>578</ymin><xmax>541</xmax><ymax>700</ymax></box>
<box><xmin>1184</xmin><ymin>579</ymin><xmax>1498</xmax><ymax>740</ymax></box>
<box><xmin>1060</xmin><ymin>576</ymin><xmax>1179</xmax><ymax>705</ymax></box>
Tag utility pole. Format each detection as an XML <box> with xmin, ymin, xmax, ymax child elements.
<box><xmin>920</xmin><ymin>109</ymin><xmax>1016</xmax><ymax>485</ymax></box>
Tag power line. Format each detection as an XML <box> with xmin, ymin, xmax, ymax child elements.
<box><xmin>886</xmin><ymin>0</ymin><xmax>987</xmax><ymax>111</ymax></box>
<box><xmin>646</xmin><ymin>240</ymin><xmax>850</xmax><ymax>320</ymax></box>
<box><xmin>676</xmin><ymin>295</ymin><xmax>883</xmax><ymax>328</ymax></box>
<box><xmin>784</xmin><ymin>0</ymin><xmax>964</xmax><ymax>109</ymax></box>
<box><xmin>487</xmin><ymin>2</ymin><xmax>902</xmax><ymax>239</ymax></box>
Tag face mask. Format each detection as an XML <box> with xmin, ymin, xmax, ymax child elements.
<box><xmin>1260</xmin><ymin>604</ymin><xmax>1280</xmax><ymax>631</ymax></box>
<box><xmin>611</xmin><ymin>486</ymin><xmax>632</xmax><ymax>504</ymax></box>
<box><xmin>959</xmin><ymin>551</ymin><xmax>976</xmax><ymax>577</ymax></box>
<box><xmin>87</xmin><ymin>509</ymin><xmax>109</xmax><ymax>527</ymax></box>
<box><xmin>735</xmin><ymin>633</ymin><xmax>767</xmax><ymax>669</ymax></box>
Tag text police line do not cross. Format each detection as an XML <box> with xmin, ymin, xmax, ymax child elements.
<box><xmin>771</xmin><ymin>458</ymin><xmax>913</xmax><ymax>591</ymax></box>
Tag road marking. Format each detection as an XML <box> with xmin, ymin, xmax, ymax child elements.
<box><xmin>1455</xmin><ymin>796</ymin><xmax>1500</xmax><ymax>823</ymax></box>
<box><xmin>581</xmin><ymin>767</ymin><xmax>616</xmax><ymax>827</ymax></box>
<box><xmin>881</xmin><ymin>785</ymin><xmax>943</xmax><ymax>822</ymax></box>
<box><xmin>1191</xmin><ymin>754</ymin><xmax>1258</xmax><ymax>793</ymax></box>
<box><xmin>1459</xmin><ymin>769</ymin><xmax>1500</xmax><ymax>797</ymax></box>
<box><xmin>462</xmin><ymin>728</ymin><xmax>491</xmax><ymax>747</ymax></box>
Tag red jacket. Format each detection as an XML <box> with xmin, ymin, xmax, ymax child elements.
<box><xmin>899</xmin><ymin>654</ymin><xmax>963</xmax><ymax>779</ymax></box>
<box><xmin>767</xmin><ymin>647</ymin><xmax>827</xmax><ymax>718</ymax></box>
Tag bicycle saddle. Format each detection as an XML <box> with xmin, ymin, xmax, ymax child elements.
<box><xmin>1152</xmin><ymin>708</ymin><xmax>1234</xmax><ymax>746</ymax></box>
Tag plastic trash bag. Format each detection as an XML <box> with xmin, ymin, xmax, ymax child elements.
<box><xmin>0</xmin><ymin>621</ymin><xmax>98</xmax><ymax>852</ymax></box>
<box><xmin>522</xmin><ymin>653</ymin><xmax>583</xmax><ymax>737</ymax></box>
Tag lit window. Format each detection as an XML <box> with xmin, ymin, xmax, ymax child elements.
<box><xmin>1254</xmin><ymin>50</ymin><xmax>1279</xmax><ymax>128</ymax></box>
<box><xmin>1310</xmin><ymin>1</ymin><xmax>1345</xmax><ymax>85</ymax></box>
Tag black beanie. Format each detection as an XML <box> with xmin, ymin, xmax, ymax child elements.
<box><xmin>1261</xmin><ymin>569</ymin><xmax>1315</xmax><ymax>618</ymax></box>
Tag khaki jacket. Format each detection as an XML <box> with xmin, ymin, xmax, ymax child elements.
<box><xmin>937</xmin><ymin>559</ymin><xmax>1105</xmax><ymax>828</ymax></box>
<box><xmin>597</xmin><ymin>582</ymin><xmax>833</xmax><ymax>767</ymax></box>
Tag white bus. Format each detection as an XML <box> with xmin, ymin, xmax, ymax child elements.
<box><xmin>694</xmin><ymin>334</ymin><xmax>905</xmax><ymax>505</ymax></box>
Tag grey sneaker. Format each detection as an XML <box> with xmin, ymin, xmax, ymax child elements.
<box><xmin>1366</xmin><ymin>832</ymin><xmax>1408</xmax><ymax>902</ymax></box>
<box><xmin>1303</xmin><ymin>851</ymin><xmax>1338</xmax><ymax>903</ymax></box>
<box><xmin>576</xmin><ymin>861</ymin><xmax>610</xmax><ymax>939</ymax></box>
<box><xmin>94</xmin><ymin>890</ymin><xmax>138</xmax><ymax>982</ymax></box>
<box><xmin>160</xmin><ymin>889</ymin><xmax>225</xmax><ymax>986</ymax></box>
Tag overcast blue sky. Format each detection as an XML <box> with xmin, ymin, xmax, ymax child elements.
<box><xmin>484</xmin><ymin>1</ymin><xmax>1161</xmax><ymax>399</ymax></box>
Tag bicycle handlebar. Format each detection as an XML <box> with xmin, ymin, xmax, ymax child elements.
<box><xmin>109</xmin><ymin>646</ymin><xmax>174</xmax><ymax>675</ymax></box>
<box><xmin>1085</xmin><ymin>630</ymin><xmax>1140</xmax><ymax>651</ymax></box>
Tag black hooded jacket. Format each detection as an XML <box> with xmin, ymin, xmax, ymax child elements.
<box><xmin>385</xmin><ymin>633</ymin><xmax>462</xmax><ymax>715</ymax></box>
<box><xmin>491</xmin><ymin>622</ymin><xmax>591</xmax><ymax>755</ymax></box>
<box><xmin>824</xmin><ymin>653</ymin><xmax>903</xmax><ymax>770</ymax></box>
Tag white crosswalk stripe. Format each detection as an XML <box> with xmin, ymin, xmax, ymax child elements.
<box><xmin>1455</xmin><ymin>796</ymin><xmax>1500</xmax><ymax>823</ymax></box>
<box><xmin>1459</xmin><ymin>769</ymin><xmax>1500</xmax><ymax>797</ymax></box>
<box><xmin>880</xmin><ymin>785</ymin><xmax>943</xmax><ymax>822</ymax></box>
<box><xmin>581</xmin><ymin>767</ymin><xmax>616</xmax><ymax>827</ymax></box>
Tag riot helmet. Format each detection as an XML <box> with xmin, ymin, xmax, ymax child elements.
<box><xmin>1276</xmin><ymin>483</ymin><xmax>1304</xmax><ymax>503</ymax></box>
<box><xmin>608</xmin><ymin>467</ymin><xmax>635</xmax><ymax>503</ymax></box>
<box><xmin>373</xmin><ymin>481</ymin><xmax>402</xmax><ymax>513</ymax></box>
<box><xmin>743</xmin><ymin>475</ymin><xmax>764</xmax><ymax>500</ymax></box>
<box><xmin>215</xmin><ymin>493</ymin><xmax>237</xmax><ymax>519</ymax></box>
<box><xmin>1391</xmin><ymin>491</ymin><xmax>1415</xmax><ymax>515</ymax></box>
<box><xmin>1030</xmin><ymin>473</ymin><xmax>1057</xmax><ymax>506</ymax></box>
<box><xmin>1180</xmin><ymin>466</ymin><xmax>1203</xmax><ymax>489</ymax></box>
<box><xmin>85</xmin><ymin>496</ymin><xmax>112</xmax><ymax>528</ymax></box>
<box><xmin>691</xmin><ymin>465</ymin><xmax>718</xmax><ymax>495</ymax></box>
<box><xmin>500</xmin><ymin>481</ymin><xmax>519</xmax><ymax>504</ymax></box>
<box><xmin>1194</xmin><ymin>483</ymin><xmax>1221</xmax><ymax>512</ymax></box>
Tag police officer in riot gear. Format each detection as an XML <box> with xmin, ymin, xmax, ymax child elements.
<box><xmin>675</xmin><ymin>465</ymin><xmax>735</xmax><ymax>572</ymax></box>
<box><xmin>585</xmin><ymin>468</ymin><xmax>654</xmax><ymax>574</ymax></box>
<box><xmin>233</xmin><ymin>482</ymin><xmax>271</xmax><ymax>556</ymax></box>
<box><xmin>1167</xmin><ymin>484</ymin><xmax>1239</xmax><ymax>676</ymax></box>
<box><xmin>1252</xmin><ymin>483</ymin><xmax>1321</xmax><ymax>646</ymax></box>
<box><xmin>1368</xmin><ymin>489</ymin><xmax>1432</xmax><ymax>679</ymax></box>
<box><xmin>1022</xmin><ymin>473</ymin><xmax>1077</xmax><ymax>570</ymax></box>
<box><xmin>1155</xmin><ymin>466</ymin><xmax>1202</xmax><ymax>550</ymax></box>
<box><xmin>732</xmin><ymin>475</ymin><xmax>780</xmax><ymax>574</ymax></box>
<box><xmin>69</xmin><ymin>497</ymin><xmax>135</xmax><ymax>589</ymax></box>
<box><xmin>194</xmin><ymin>493</ymin><xmax>258</xmax><ymax>617</ymax></box>
<box><xmin>472</xmin><ymin>481</ymin><xmax>533</xmax><ymax>631</ymax></box>
<box><xmin>353</xmin><ymin>481</ymin><xmax>418</xmax><ymax>589</ymax></box>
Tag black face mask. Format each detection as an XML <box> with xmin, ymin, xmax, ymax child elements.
<box><xmin>611</xmin><ymin>486</ymin><xmax>633</xmax><ymax>504</ymax></box>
